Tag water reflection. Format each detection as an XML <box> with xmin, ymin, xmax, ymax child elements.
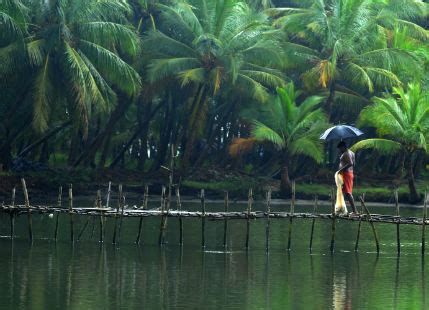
<box><xmin>394</xmin><ymin>256</ymin><xmax>400</xmax><ymax>310</ymax></box>
<box><xmin>1</xmin><ymin>212</ymin><xmax>429</xmax><ymax>309</ymax></box>
<box><xmin>422</xmin><ymin>256</ymin><xmax>426</xmax><ymax>309</ymax></box>
<box><xmin>332</xmin><ymin>273</ymin><xmax>347</xmax><ymax>309</ymax></box>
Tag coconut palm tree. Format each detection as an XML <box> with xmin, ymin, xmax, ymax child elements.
<box><xmin>144</xmin><ymin>0</ymin><xmax>287</xmax><ymax>166</ymax></box>
<box><xmin>269</xmin><ymin>0</ymin><xmax>425</xmax><ymax>120</ymax></box>
<box><xmin>352</xmin><ymin>82</ymin><xmax>429</xmax><ymax>203</ymax></box>
<box><xmin>230</xmin><ymin>83</ymin><xmax>329</xmax><ymax>194</ymax></box>
<box><xmin>19</xmin><ymin>0</ymin><xmax>141</xmax><ymax>137</ymax></box>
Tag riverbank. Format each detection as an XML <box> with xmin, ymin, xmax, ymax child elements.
<box><xmin>0</xmin><ymin>167</ymin><xmax>426</xmax><ymax>204</ymax></box>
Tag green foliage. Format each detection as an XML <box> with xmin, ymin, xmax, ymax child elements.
<box><xmin>145</xmin><ymin>0</ymin><xmax>286</xmax><ymax>101</ymax></box>
<box><xmin>241</xmin><ymin>82</ymin><xmax>329</xmax><ymax>164</ymax></box>
<box><xmin>270</xmin><ymin>0</ymin><xmax>427</xmax><ymax>115</ymax></box>
<box><xmin>4</xmin><ymin>0</ymin><xmax>141</xmax><ymax>135</ymax></box>
<box><xmin>355</xmin><ymin>83</ymin><xmax>429</xmax><ymax>154</ymax></box>
<box><xmin>0</xmin><ymin>0</ymin><xmax>429</xmax><ymax>200</ymax></box>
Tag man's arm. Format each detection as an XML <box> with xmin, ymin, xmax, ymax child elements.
<box><xmin>338</xmin><ymin>163</ymin><xmax>352</xmax><ymax>173</ymax></box>
<box><xmin>338</xmin><ymin>152</ymin><xmax>352</xmax><ymax>173</ymax></box>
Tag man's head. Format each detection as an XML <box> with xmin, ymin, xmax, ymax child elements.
<box><xmin>337</xmin><ymin>141</ymin><xmax>347</xmax><ymax>153</ymax></box>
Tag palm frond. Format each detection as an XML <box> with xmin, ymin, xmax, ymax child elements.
<box><xmin>343</xmin><ymin>62</ymin><xmax>374</xmax><ymax>92</ymax></box>
<box><xmin>240</xmin><ymin>70</ymin><xmax>285</xmax><ymax>88</ymax></box>
<box><xmin>394</xmin><ymin>19</ymin><xmax>429</xmax><ymax>41</ymax></box>
<box><xmin>144</xmin><ymin>30</ymin><xmax>199</xmax><ymax>58</ymax></box>
<box><xmin>332</xmin><ymin>90</ymin><xmax>370</xmax><ymax>115</ymax></box>
<box><xmin>236</xmin><ymin>73</ymin><xmax>269</xmax><ymax>102</ymax></box>
<box><xmin>289</xmin><ymin>136</ymin><xmax>324</xmax><ymax>163</ymax></box>
<box><xmin>63</xmin><ymin>42</ymin><xmax>105</xmax><ymax>116</ymax></box>
<box><xmin>351</xmin><ymin>138</ymin><xmax>402</xmax><ymax>155</ymax></box>
<box><xmin>26</xmin><ymin>39</ymin><xmax>45</xmax><ymax>67</ymax></box>
<box><xmin>251</xmin><ymin>120</ymin><xmax>285</xmax><ymax>148</ymax></box>
<box><xmin>358</xmin><ymin>48</ymin><xmax>419</xmax><ymax>74</ymax></box>
<box><xmin>147</xmin><ymin>57</ymin><xmax>200</xmax><ymax>83</ymax></box>
<box><xmin>0</xmin><ymin>41</ymin><xmax>26</xmax><ymax>74</ymax></box>
<box><xmin>70</xmin><ymin>0</ymin><xmax>131</xmax><ymax>24</ymax></box>
<box><xmin>365</xmin><ymin>67</ymin><xmax>402</xmax><ymax>89</ymax></box>
<box><xmin>0</xmin><ymin>0</ymin><xmax>28</xmax><ymax>41</ymax></box>
<box><xmin>294</xmin><ymin>95</ymin><xmax>325</xmax><ymax>124</ymax></box>
<box><xmin>78</xmin><ymin>40</ymin><xmax>141</xmax><ymax>95</ymax></box>
<box><xmin>78</xmin><ymin>22</ymin><xmax>139</xmax><ymax>56</ymax></box>
<box><xmin>178</xmin><ymin>68</ymin><xmax>206</xmax><ymax>87</ymax></box>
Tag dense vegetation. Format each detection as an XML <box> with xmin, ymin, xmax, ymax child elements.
<box><xmin>1</xmin><ymin>0</ymin><xmax>428</xmax><ymax>201</ymax></box>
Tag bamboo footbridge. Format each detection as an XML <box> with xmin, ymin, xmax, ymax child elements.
<box><xmin>2</xmin><ymin>178</ymin><xmax>429</xmax><ymax>255</ymax></box>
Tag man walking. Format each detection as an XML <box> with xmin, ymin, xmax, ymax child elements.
<box><xmin>337</xmin><ymin>141</ymin><xmax>357</xmax><ymax>214</ymax></box>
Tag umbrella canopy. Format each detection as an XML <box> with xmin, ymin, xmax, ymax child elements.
<box><xmin>320</xmin><ymin>125</ymin><xmax>363</xmax><ymax>141</ymax></box>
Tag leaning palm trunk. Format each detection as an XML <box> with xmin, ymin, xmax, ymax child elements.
<box><xmin>407</xmin><ymin>158</ymin><xmax>420</xmax><ymax>203</ymax></box>
<box><xmin>182</xmin><ymin>88</ymin><xmax>208</xmax><ymax>168</ymax></box>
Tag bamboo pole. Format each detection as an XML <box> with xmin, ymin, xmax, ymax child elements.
<box><xmin>21</xmin><ymin>178</ymin><xmax>32</xmax><ymax>242</ymax></box>
<box><xmin>265</xmin><ymin>188</ymin><xmax>272</xmax><ymax>253</ymax></box>
<box><xmin>177</xmin><ymin>187</ymin><xmax>183</xmax><ymax>245</ymax></box>
<box><xmin>100</xmin><ymin>184</ymin><xmax>110</xmax><ymax>243</ymax></box>
<box><xmin>106</xmin><ymin>182</ymin><xmax>112</xmax><ymax>208</ymax></box>
<box><xmin>112</xmin><ymin>184</ymin><xmax>122</xmax><ymax>244</ymax></box>
<box><xmin>10</xmin><ymin>187</ymin><xmax>15</xmax><ymax>239</ymax></box>
<box><xmin>422</xmin><ymin>191</ymin><xmax>427</xmax><ymax>255</ymax></box>
<box><xmin>246</xmin><ymin>188</ymin><xmax>253</xmax><ymax>249</ymax></box>
<box><xmin>89</xmin><ymin>190</ymin><xmax>101</xmax><ymax>240</ymax></box>
<box><xmin>136</xmin><ymin>185</ymin><xmax>148</xmax><ymax>244</ymax></box>
<box><xmin>117</xmin><ymin>194</ymin><xmax>126</xmax><ymax>242</ymax></box>
<box><xmin>201</xmin><ymin>189</ymin><xmax>206</xmax><ymax>248</ymax></box>
<box><xmin>309</xmin><ymin>195</ymin><xmax>318</xmax><ymax>253</ymax></box>
<box><xmin>330</xmin><ymin>188</ymin><xmax>336</xmax><ymax>253</ymax></box>
<box><xmin>159</xmin><ymin>146</ymin><xmax>175</xmax><ymax>245</ymax></box>
<box><xmin>354</xmin><ymin>194</ymin><xmax>364</xmax><ymax>252</ymax></box>
<box><xmin>287</xmin><ymin>180</ymin><xmax>295</xmax><ymax>251</ymax></box>
<box><xmin>158</xmin><ymin>186</ymin><xmax>167</xmax><ymax>245</ymax></box>
<box><xmin>54</xmin><ymin>186</ymin><xmax>62</xmax><ymax>241</ymax></box>
<box><xmin>223</xmin><ymin>191</ymin><xmax>229</xmax><ymax>248</ymax></box>
<box><xmin>360</xmin><ymin>195</ymin><xmax>380</xmax><ymax>253</ymax></box>
<box><xmin>395</xmin><ymin>188</ymin><xmax>400</xmax><ymax>255</ymax></box>
<box><xmin>68</xmin><ymin>184</ymin><xmax>74</xmax><ymax>242</ymax></box>
<box><xmin>159</xmin><ymin>186</ymin><xmax>170</xmax><ymax>245</ymax></box>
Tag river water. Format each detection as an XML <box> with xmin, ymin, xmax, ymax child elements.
<box><xmin>0</xmin><ymin>200</ymin><xmax>427</xmax><ymax>309</ymax></box>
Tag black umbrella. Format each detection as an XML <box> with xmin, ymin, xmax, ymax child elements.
<box><xmin>320</xmin><ymin>125</ymin><xmax>364</xmax><ymax>141</ymax></box>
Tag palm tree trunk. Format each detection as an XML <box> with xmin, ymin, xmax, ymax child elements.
<box><xmin>68</xmin><ymin>132</ymin><xmax>82</xmax><ymax>165</ymax></box>
<box><xmin>326</xmin><ymin>81</ymin><xmax>336</xmax><ymax>121</ymax></box>
<box><xmin>182</xmin><ymin>86</ymin><xmax>207</xmax><ymax>168</ymax></box>
<box><xmin>280</xmin><ymin>161</ymin><xmax>292</xmax><ymax>197</ymax></box>
<box><xmin>152</xmin><ymin>96</ymin><xmax>173</xmax><ymax>170</ymax></box>
<box><xmin>193</xmin><ymin>102</ymin><xmax>236</xmax><ymax>167</ymax></box>
<box><xmin>98</xmin><ymin>131</ymin><xmax>113</xmax><ymax>168</ymax></box>
<box><xmin>407</xmin><ymin>155</ymin><xmax>419</xmax><ymax>203</ymax></box>
<box><xmin>18</xmin><ymin>121</ymin><xmax>71</xmax><ymax>158</ymax></box>
<box><xmin>72</xmin><ymin>94</ymin><xmax>132</xmax><ymax>167</ymax></box>
<box><xmin>413</xmin><ymin>151</ymin><xmax>424</xmax><ymax>178</ymax></box>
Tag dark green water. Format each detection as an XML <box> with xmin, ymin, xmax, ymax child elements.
<box><xmin>0</xmin><ymin>201</ymin><xmax>428</xmax><ymax>309</ymax></box>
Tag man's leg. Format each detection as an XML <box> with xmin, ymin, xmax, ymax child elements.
<box><xmin>345</xmin><ymin>193</ymin><xmax>357</xmax><ymax>213</ymax></box>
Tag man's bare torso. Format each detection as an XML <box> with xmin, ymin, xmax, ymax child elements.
<box><xmin>339</xmin><ymin>149</ymin><xmax>355</xmax><ymax>172</ymax></box>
